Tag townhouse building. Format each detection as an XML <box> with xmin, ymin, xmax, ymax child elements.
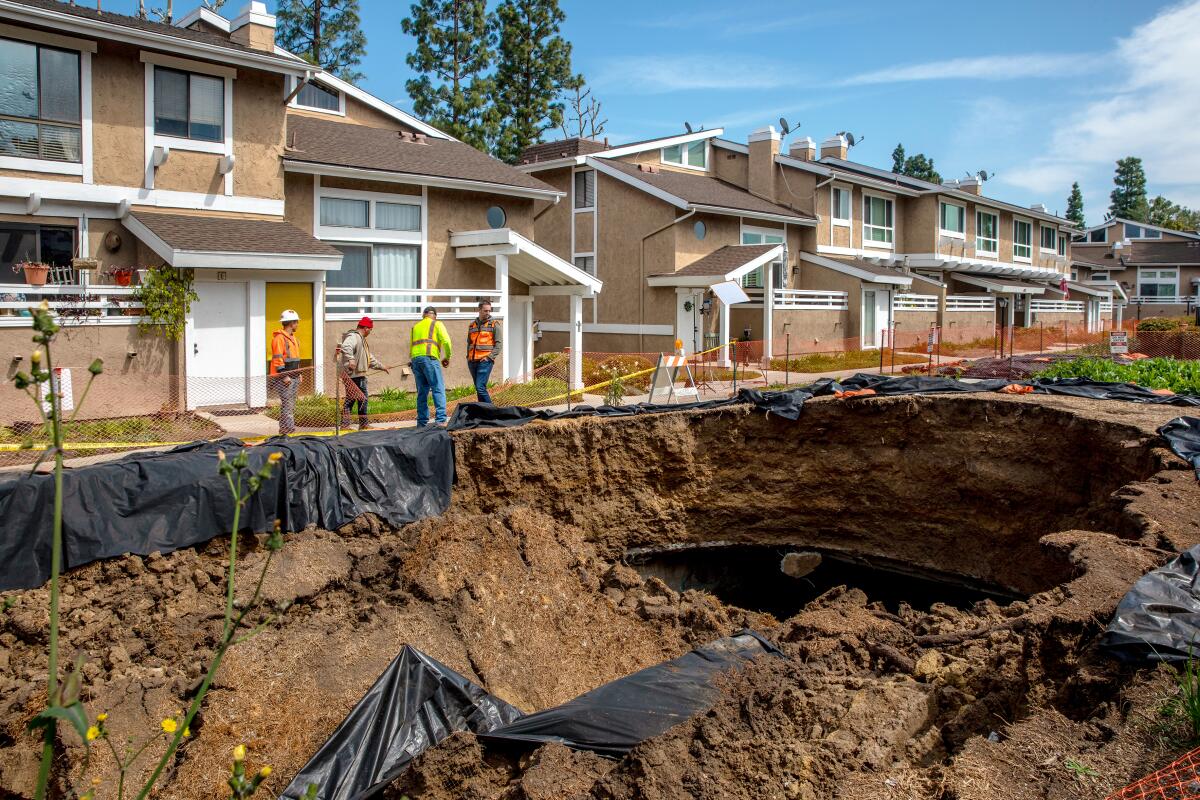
<box><xmin>520</xmin><ymin>125</ymin><xmax>1106</xmax><ymax>361</ymax></box>
<box><xmin>0</xmin><ymin>0</ymin><xmax>597</xmax><ymax>421</ymax></box>
<box><xmin>1072</xmin><ymin>218</ymin><xmax>1200</xmax><ymax>319</ymax></box>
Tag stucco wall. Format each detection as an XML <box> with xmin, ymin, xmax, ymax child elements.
<box><xmin>425</xmin><ymin>188</ymin><xmax>534</xmax><ymax>289</ymax></box>
<box><xmin>713</xmin><ymin>148</ymin><xmax>748</xmax><ymax>188</ymax></box>
<box><xmin>1030</xmin><ymin>311</ymin><xmax>1086</xmax><ymax>326</ymax></box>
<box><xmin>941</xmin><ymin>310</ymin><xmax>996</xmax><ymax>342</ymax></box>
<box><xmin>530</xmin><ymin>167</ymin><xmax>572</xmax><ymax>260</ymax></box>
<box><xmin>283</xmin><ymin>172</ymin><xmax>314</xmax><ymax>234</ymax></box>
<box><xmin>728</xmin><ymin>307</ymin><xmax>846</xmax><ymax>347</ymax></box>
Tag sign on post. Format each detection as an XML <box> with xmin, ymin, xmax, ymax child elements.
<box><xmin>1109</xmin><ymin>330</ymin><xmax>1129</xmax><ymax>354</ymax></box>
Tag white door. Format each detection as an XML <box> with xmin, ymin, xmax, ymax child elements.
<box><xmin>676</xmin><ymin>290</ymin><xmax>703</xmax><ymax>355</ymax></box>
<box><xmin>862</xmin><ymin>288</ymin><xmax>891</xmax><ymax>348</ymax></box>
<box><xmin>186</xmin><ymin>281</ymin><xmax>248</xmax><ymax>409</ymax></box>
<box><xmin>506</xmin><ymin>299</ymin><xmax>533</xmax><ymax>381</ymax></box>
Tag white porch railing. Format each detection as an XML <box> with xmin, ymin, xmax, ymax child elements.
<box><xmin>1100</xmin><ymin>302</ymin><xmax>1114</xmax><ymax>312</ymax></box>
<box><xmin>945</xmin><ymin>295</ymin><xmax>994</xmax><ymax>312</ymax></box>
<box><xmin>1030</xmin><ymin>300</ymin><xmax>1085</xmax><ymax>313</ymax></box>
<box><xmin>893</xmin><ymin>293</ymin><xmax>938</xmax><ymax>311</ymax></box>
<box><xmin>1129</xmin><ymin>295</ymin><xmax>1199</xmax><ymax>305</ymax></box>
<box><xmin>0</xmin><ymin>284</ymin><xmax>146</xmax><ymax>327</ymax></box>
<box><xmin>325</xmin><ymin>288</ymin><xmax>504</xmax><ymax>320</ymax></box>
<box><xmin>743</xmin><ymin>288</ymin><xmax>849</xmax><ymax>310</ymax></box>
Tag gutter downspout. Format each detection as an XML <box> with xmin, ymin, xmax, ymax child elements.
<box><xmin>640</xmin><ymin>208</ymin><xmax>696</xmax><ymax>352</ymax></box>
<box><xmin>533</xmin><ymin>194</ymin><xmax>561</xmax><ymax>222</ymax></box>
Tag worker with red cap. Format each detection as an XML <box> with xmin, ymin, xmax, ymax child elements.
<box><xmin>337</xmin><ymin>316</ymin><xmax>389</xmax><ymax>430</ymax></box>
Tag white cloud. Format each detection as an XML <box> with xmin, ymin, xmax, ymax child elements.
<box><xmin>840</xmin><ymin>54</ymin><xmax>1101</xmax><ymax>86</ymax></box>
<box><xmin>592</xmin><ymin>55</ymin><xmax>790</xmax><ymax>94</ymax></box>
<box><xmin>1001</xmin><ymin>1</ymin><xmax>1200</xmax><ymax>214</ymax></box>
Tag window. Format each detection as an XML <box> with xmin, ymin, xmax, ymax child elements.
<box><xmin>976</xmin><ymin>211</ymin><xmax>998</xmax><ymax>254</ymax></box>
<box><xmin>0</xmin><ymin>224</ymin><xmax>75</xmax><ymax>285</ymax></box>
<box><xmin>0</xmin><ymin>38</ymin><xmax>81</xmax><ymax>162</ymax></box>
<box><xmin>485</xmin><ymin>206</ymin><xmax>506</xmax><ymax>229</ymax></box>
<box><xmin>154</xmin><ymin>66</ymin><xmax>223</xmax><ymax>142</ymax></box>
<box><xmin>1013</xmin><ymin>219</ymin><xmax>1032</xmax><ymax>260</ymax></box>
<box><xmin>832</xmin><ymin>187</ymin><xmax>851</xmax><ymax>224</ymax></box>
<box><xmin>377</xmin><ymin>202</ymin><xmax>421</xmax><ymax>231</ymax></box>
<box><xmin>574</xmin><ymin>255</ymin><xmax>595</xmax><ymax>275</ymax></box>
<box><xmin>573</xmin><ymin>169</ymin><xmax>595</xmax><ymax>209</ymax></box>
<box><xmin>863</xmin><ymin>195</ymin><xmax>894</xmax><ymax>245</ymax></box>
<box><xmin>1057</xmin><ymin>235</ymin><xmax>1066</xmax><ymax>257</ymax></box>
<box><xmin>1040</xmin><ymin>225</ymin><xmax>1057</xmax><ymax>252</ymax></box>
<box><xmin>295</xmin><ymin>79</ymin><xmax>340</xmax><ymax>112</ymax></box>
<box><xmin>1088</xmin><ymin>228</ymin><xmax>1107</xmax><ymax>243</ymax></box>
<box><xmin>327</xmin><ymin>243</ymin><xmax>420</xmax><ymax>313</ymax></box>
<box><xmin>320</xmin><ymin>197</ymin><xmax>369</xmax><ymax>228</ymax></box>
<box><xmin>1091</xmin><ymin>271</ymin><xmax>1110</xmax><ymax>281</ymax></box>
<box><xmin>939</xmin><ymin>202</ymin><xmax>965</xmax><ymax>236</ymax></box>
<box><xmin>693</xmin><ymin>220</ymin><xmax>706</xmax><ymax>240</ymax></box>
<box><xmin>662</xmin><ymin>140</ymin><xmax>706</xmax><ymax>169</ymax></box>
<box><xmin>1125</xmin><ymin>223</ymin><xmax>1161</xmax><ymax>240</ymax></box>
<box><xmin>740</xmin><ymin>229</ymin><xmax>785</xmax><ymax>289</ymax></box>
<box><xmin>1138</xmin><ymin>268</ymin><xmax>1178</xmax><ymax>298</ymax></box>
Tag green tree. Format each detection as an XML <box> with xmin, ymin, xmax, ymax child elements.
<box><xmin>891</xmin><ymin>143</ymin><xmax>905</xmax><ymax>174</ymax></box>
<box><xmin>1065</xmin><ymin>181</ymin><xmax>1085</xmax><ymax>229</ymax></box>
<box><xmin>402</xmin><ymin>0</ymin><xmax>497</xmax><ymax>150</ymax></box>
<box><xmin>276</xmin><ymin>0</ymin><xmax>368</xmax><ymax>82</ymax></box>
<box><xmin>1109</xmin><ymin>156</ymin><xmax>1149</xmax><ymax>221</ymax></box>
<box><xmin>889</xmin><ymin>143</ymin><xmax>940</xmax><ymax>183</ymax></box>
<box><xmin>1147</xmin><ymin>195</ymin><xmax>1200</xmax><ymax>231</ymax></box>
<box><xmin>491</xmin><ymin>0</ymin><xmax>579</xmax><ymax>163</ymax></box>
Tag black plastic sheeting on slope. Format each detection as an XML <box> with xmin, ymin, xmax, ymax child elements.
<box><xmin>1160</xmin><ymin>417</ymin><xmax>1200</xmax><ymax>480</ymax></box>
<box><xmin>1100</xmin><ymin>545</ymin><xmax>1200</xmax><ymax>663</ymax></box>
<box><xmin>0</xmin><ymin>427</ymin><xmax>453</xmax><ymax>591</ymax></box>
<box><xmin>279</xmin><ymin>645</ymin><xmax>522</xmax><ymax>800</ymax></box>
<box><xmin>479</xmin><ymin>630</ymin><xmax>782</xmax><ymax>758</ymax></box>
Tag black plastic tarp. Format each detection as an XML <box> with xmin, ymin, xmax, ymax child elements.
<box><xmin>279</xmin><ymin>645</ymin><xmax>521</xmax><ymax>800</ymax></box>
<box><xmin>1100</xmin><ymin>545</ymin><xmax>1200</xmax><ymax>663</ymax></box>
<box><xmin>1160</xmin><ymin>417</ymin><xmax>1200</xmax><ymax>480</ymax></box>
<box><xmin>479</xmin><ymin>630</ymin><xmax>782</xmax><ymax>757</ymax></box>
<box><xmin>0</xmin><ymin>427</ymin><xmax>453</xmax><ymax>591</ymax></box>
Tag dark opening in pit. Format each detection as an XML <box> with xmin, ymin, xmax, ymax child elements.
<box><xmin>628</xmin><ymin>544</ymin><xmax>1024</xmax><ymax>619</ymax></box>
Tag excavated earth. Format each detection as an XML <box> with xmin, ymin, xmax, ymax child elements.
<box><xmin>2</xmin><ymin>393</ymin><xmax>1199</xmax><ymax>799</ymax></box>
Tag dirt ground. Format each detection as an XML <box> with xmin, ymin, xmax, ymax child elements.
<box><xmin>1</xmin><ymin>393</ymin><xmax>1198</xmax><ymax>799</ymax></box>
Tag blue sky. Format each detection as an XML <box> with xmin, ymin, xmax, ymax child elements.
<box><xmin>106</xmin><ymin>0</ymin><xmax>1200</xmax><ymax>224</ymax></box>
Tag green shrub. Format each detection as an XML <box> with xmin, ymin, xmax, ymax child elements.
<box><xmin>1138</xmin><ymin>317</ymin><xmax>1185</xmax><ymax>332</ymax></box>
<box><xmin>1035</xmin><ymin>357</ymin><xmax>1200</xmax><ymax>394</ymax></box>
<box><xmin>533</xmin><ymin>351</ymin><xmax>562</xmax><ymax>369</ymax></box>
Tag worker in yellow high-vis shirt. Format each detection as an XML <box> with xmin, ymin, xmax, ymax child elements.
<box><xmin>409</xmin><ymin>306</ymin><xmax>453</xmax><ymax>427</ymax></box>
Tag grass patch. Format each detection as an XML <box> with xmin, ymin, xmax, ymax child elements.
<box><xmin>1034</xmin><ymin>357</ymin><xmax>1200</xmax><ymax>394</ymax></box>
<box><xmin>267</xmin><ymin>386</ymin><xmax>480</xmax><ymax>426</ymax></box>
<box><xmin>1</xmin><ymin>414</ymin><xmax>221</xmax><ymax>445</ymax></box>
<box><xmin>770</xmin><ymin>349</ymin><xmax>924</xmax><ymax>373</ymax></box>
<box><xmin>492</xmin><ymin>377</ymin><xmax>581</xmax><ymax>406</ymax></box>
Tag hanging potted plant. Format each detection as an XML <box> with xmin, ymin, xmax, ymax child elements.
<box><xmin>14</xmin><ymin>261</ymin><xmax>50</xmax><ymax>286</ymax></box>
<box><xmin>105</xmin><ymin>266</ymin><xmax>135</xmax><ymax>286</ymax></box>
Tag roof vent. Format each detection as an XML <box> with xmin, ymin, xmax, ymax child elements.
<box><xmin>1031</xmin><ymin>203</ymin><xmax>1048</xmax><ymax>213</ymax></box>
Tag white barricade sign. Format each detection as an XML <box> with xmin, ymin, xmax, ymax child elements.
<box><xmin>647</xmin><ymin>352</ymin><xmax>699</xmax><ymax>403</ymax></box>
<box><xmin>1109</xmin><ymin>330</ymin><xmax>1129</xmax><ymax>354</ymax></box>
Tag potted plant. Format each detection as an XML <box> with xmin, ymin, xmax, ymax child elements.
<box><xmin>106</xmin><ymin>266</ymin><xmax>135</xmax><ymax>286</ymax></box>
<box><xmin>14</xmin><ymin>261</ymin><xmax>50</xmax><ymax>286</ymax></box>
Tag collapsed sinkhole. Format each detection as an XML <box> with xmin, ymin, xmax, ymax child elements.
<box><xmin>626</xmin><ymin>543</ymin><xmax>1024</xmax><ymax>619</ymax></box>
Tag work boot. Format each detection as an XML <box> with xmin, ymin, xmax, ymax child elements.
<box><xmin>340</xmin><ymin>412</ymin><xmax>350</xmax><ymax>429</ymax></box>
<box><xmin>358</xmin><ymin>416</ymin><xmax>371</xmax><ymax>431</ymax></box>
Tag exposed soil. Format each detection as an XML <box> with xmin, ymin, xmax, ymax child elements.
<box><xmin>1</xmin><ymin>393</ymin><xmax>1198</xmax><ymax>799</ymax></box>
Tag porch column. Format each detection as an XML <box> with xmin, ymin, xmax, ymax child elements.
<box><xmin>496</xmin><ymin>253</ymin><xmax>511</xmax><ymax>380</ymax></box>
<box><xmin>569</xmin><ymin>293</ymin><xmax>583</xmax><ymax>389</ymax></box>
<box><xmin>763</xmin><ymin>261</ymin><xmax>775</xmax><ymax>361</ymax></box>
<box><xmin>1116</xmin><ymin>303</ymin><xmax>1124</xmax><ymax>328</ymax></box>
<box><xmin>1023</xmin><ymin>295</ymin><xmax>1033</xmax><ymax>327</ymax></box>
<box><xmin>719</xmin><ymin>298</ymin><xmax>731</xmax><ymax>367</ymax></box>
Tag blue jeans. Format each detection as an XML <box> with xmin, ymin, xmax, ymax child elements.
<box><xmin>412</xmin><ymin>356</ymin><xmax>446</xmax><ymax>426</ymax></box>
<box><xmin>468</xmin><ymin>358</ymin><xmax>494</xmax><ymax>403</ymax></box>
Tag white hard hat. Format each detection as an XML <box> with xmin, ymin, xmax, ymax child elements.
<box><xmin>280</xmin><ymin>309</ymin><xmax>300</xmax><ymax>323</ymax></box>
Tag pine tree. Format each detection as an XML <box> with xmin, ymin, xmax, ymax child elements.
<box><xmin>891</xmin><ymin>143</ymin><xmax>905</xmax><ymax>174</ymax></box>
<box><xmin>402</xmin><ymin>0</ymin><xmax>497</xmax><ymax>150</ymax></box>
<box><xmin>1147</xmin><ymin>195</ymin><xmax>1200</xmax><ymax>232</ymax></box>
<box><xmin>901</xmin><ymin>153</ymin><xmax>941</xmax><ymax>184</ymax></box>
<box><xmin>1065</xmin><ymin>182</ymin><xmax>1085</xmax><ymax>229</ymax></box>
<box><xmin>1109</xmin><ymin>156</ymin><xmax>1149</xmax><ymax>222</ymax></box>
<box><xmin>490</xmin><ymin>0</ymin><xmax>578</xmax><ymax>163</ymax></box>
<box><xmin>276</xmin><ymin>0</ymin><xmax>368</xmax><ymax>82</ymax></box>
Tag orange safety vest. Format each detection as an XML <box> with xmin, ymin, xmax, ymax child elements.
<box><xmin>467</xmin><ymin>318</ymin><xmax>498</xmax><ymax>361</ymax></box>
<box><xmin>269</xmin><ymin>329</ymin><xmax>299</xmax><ymax>376</ymax></box>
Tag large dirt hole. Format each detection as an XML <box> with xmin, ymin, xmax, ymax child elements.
<box><xmin>627</xmin><ymin>543</ymin><xmax>1025</xmax><ymax>619</ymax></box>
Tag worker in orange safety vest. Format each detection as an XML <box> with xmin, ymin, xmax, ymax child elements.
<box><xmin>270</xmin><ymin>309</ymin><xmax>302</xmax><ymax>434</ymax></box>
<box><xmin>466</xmin><ymin>300</ymin><xmax>501</xmax><ymax>403</ymax></box>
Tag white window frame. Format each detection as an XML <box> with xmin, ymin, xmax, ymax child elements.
<box><xmin>0</xmin><ymin>25</ymin><xmax>94</xmax><ymax>182</ymax></box>
<box><xmin>573</xmin><ymin>167</ymin><xmax>595</xmax><ymax>211</ymax></box>
<box><xmin>1090</xmin><ymin>271</ymin><xmax>1110</xmax><ymax>281</ymax></box>
<box><xmin>660</xmin><ymin>140</ymin><xmax>708</xmax><ymax>171</ymax></box>
<box><xmin>1125</xmin><ymin>223</ymin><xmax>1162</xmax><ymax>240</ymax></box>
<box><xmin>831</xmin><ymin>185</ymin><xmax>851</xmax><ymax>227</ymax></box>
<box><xmin>286</xmin><ymin>74</ymin><xmax>345</xmax><ymax>117</ymax></box>
<box><xmin>1039</xmin><ymin>224</ymin><xmax>1057</xmax><ymax>254</ymax></box>
<box><xmin>740</xmin><ymin>222</ymin><xmax>786</xmax><ymax>290</ymax></box>
<box><xmin>1013</xmin><ymin>217</ymin><xmax>1033</xmax><ymax>263</ymax></box>
<box><xmin>571</xmin><ymin>166</ymin><xmax>598</xmax><ymax>280</ymax></box>
<box><xmin>861</xmin><ymin>191</ymin><xmax>895</xmax><ymax>250</ymax></box>
<box><xmin>939</xmin><ymin>200</ymin><xmax>965</xmax><ymax>239</ymax></box>
<box><xmin>1057</xmin><ymin>234</ymin><xmax>1067</xmax><ymax>257</ymax></box>
<box><xmin>142</xmin><ymin>52</ymin><xmax>234</xmax><ymax>193</ymax></box>
<box><xmin>314</xmin><ymin>185</ymin><xmax>426</xmax><ymax>246</ymax></box>
<box><xmin>975</xmin><ymin>209</ymin><xmax>999</xmax><ymax>257</ymax></box>
<box><xmin>1137</xmin><ymin>266</ymin><xmax>1178</xmax><ymax>299</ymax></box>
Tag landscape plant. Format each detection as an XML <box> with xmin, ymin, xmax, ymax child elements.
<box><xmin>132</xmin><ymin>266</ymin><xmax>198</xmax><ymax>340</ymax></box>
<box><xmin>1034</xmin><ymin>357</ymin><xmax>1200</xmax><ymax>394</ymax></box>
<box><xmin>12</xmin><ymin>301</ymin><xmax>299</xmax><ymax>798</ymax></box>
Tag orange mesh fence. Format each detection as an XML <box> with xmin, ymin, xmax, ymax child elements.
<box><xmin>1107</xmin><ymin>746</ymin><xmax>1200</xmax><ymax>799</ymax></box>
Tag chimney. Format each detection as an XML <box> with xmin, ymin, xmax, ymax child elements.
<box><xmin>958</xmin><ymin>177</ymin><xmax>982</xmax><ymax>195</ymax></box>
<box><xmin>230</xmin><ymin>1</ymin><xmax>276</xmax><ymax>51</ymax></box>
<box><xmin>1030</xmin><ymin>203</ymin><xmax>1048</xmax><ymax>213</ymax></box>
<box><xmin>788</xmin><ymin>136</ymin><xmax>816</xmax><ymax>161</ymax></box>
<box><xmin>820</xmin><ymin>134</ymin><xmax>847</xmax><ymax>160</ymax></box>
<box><xmin>748</xmin><ymin>125</ymin><xmax>780</xmax><ymax>202</ymax></box>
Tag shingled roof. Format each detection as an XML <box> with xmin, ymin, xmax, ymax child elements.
<box><xmin>129</xmin><ymin>211</ymin><xmax>341</xmax><ymax>256</ymax></box>
<box><xmin>1123</xmin><ymin>241</ymin><xmax>1200</xmax><ymax>265</ymax></box>
<box><xmin>285</xmin><ymin>116</ymin><xmax>559</xmax><ymax>195</ymax></box>
<box><xmin>666</xmin><ymin>245</ymin><xmax>780</xmax><ymax>278</ymax></box>
<box><xmin>597</xmin><ymin>160</ymin><xmax>814</xmax><ymax>223</ymax></box>
<box><xmin>519</xmin><ymin>137</ymin><xmax>610</xmax><ymax>164</ymax></box>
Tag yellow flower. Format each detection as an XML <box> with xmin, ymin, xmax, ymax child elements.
<box><xmin>86</xmin><ymin>726</ymin><xmax>100</xmax><ymax>741</ymax></box>
<box><xmin>96</xmin><ymin>713</ymin><xmax>108</xmax><ymax>723</ymax></box>
<box><xmin>233</xmin><ymin>744</ymin><xmax>247</xmax><ymax>762</ymax></box>
<box><xmin>161</xmin><ymin>718</ymin><xmax>177</xmax><ymax>734</ymax></box>
<box><xmin>259</xmin><ymin>766</ymin><xmax>272</xmax><ymax>778</ymax></box>
<box><xmin>217</xmin><ymin>450</ymin><xmax>227</xmax><ymax>462</ymax></box>
<box><xmin>38</xmin><ymin>300</ymin><xmax>49</xmax><ymax>311</ymax></box>
<box><xmin>182</xmin><ymin>726</ymin><xmax>190</xmax><ymax>738</ymax></box>
<box><xmin>267</xmin><ymin>452</ymin><xmax>282</xmax><ymax>464</ymax></box>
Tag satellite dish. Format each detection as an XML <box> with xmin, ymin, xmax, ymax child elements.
<box><xmin>778</xmin><ymin>118</ymin><xmax>789</xmax><ymax>135</ymax></box>
<box><xmin>977</xmin><ymin>170</ymin><xmax>994</xmax><ymax>182</ymax></box>
<box><xmin>684</xmin><ymin>121</ymin><xmax>693</xmax><ymax>134</ymax></box>
<box><xmin>838</xmin><ymin>131</ymin><xmax>864</xmax><ymax>147</ymax></box>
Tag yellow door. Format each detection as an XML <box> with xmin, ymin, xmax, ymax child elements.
<box><xmin>265</xmin><ymin>282</ymin><xmax>314</xmax><ymax>379</ymax></box>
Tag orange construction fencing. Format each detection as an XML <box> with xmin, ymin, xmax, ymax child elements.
<box><xmin>1107</xmin><ymin>745</ymin><xmax>1200</xmax><ymax>799</ymax></box>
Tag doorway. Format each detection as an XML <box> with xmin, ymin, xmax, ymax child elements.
<box><xmin>861</xmin><ymin>288</ymin><xmax>891</xmax><ymax>349</ymax></box>
<box><xmin>186</xmin><ymin>281</ymin><xmax>248</xmax><ymax>409</ymax></box>
<box><xmin>506</xmin><ymin>297</ymin><xmax>533</xmax><ymax>381</ymax></box>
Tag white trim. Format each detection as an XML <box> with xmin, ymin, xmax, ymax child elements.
<box><xmin>954</xmin><ymin>274</ymin><xmax>1045</xmax><ymax>295</ymax></box>
<box><xmin>585</xmin><ymin>157</ymin><xmax>687</xmax><ymax>209</ymax></box>
<box><xmin>690</xmin><ymin>203</ymin><xmax>813</xmax><ymax>227</ymax></box>
<box><xmin>0</xmin><ymin>176</ymin><xmax>285</xmax><ymax>216</ymax></box>
<box><xmin>975</xmin><ymin>208</ymin><xmax>999</xmax><ymax>257</ymax></box>
<box><xmin>1012</xmin><ymin>216</ymin><xmax>1033</xmax><ymax>263</ymax></box>
<box><xmin>538</xmin><ymin>321</ymin><xmax>674</xmax><ymax>336</ymax></box>
<box><xmin>230</xmin><ymin>4</ymin><xmax>276</xmax><ymax>34</ymax></box>
<box><xmin>660</xmin><ymin>139</ymin><xmax>709</xmax><ymax>172</ymax></box>
<box><xmin>711</xmin><ymin>138</ymin><xmax>748</xmax><ymax>155</ymax></box>
<box><xmin>297</xmin><ymin>66</ymin><xmax>453</xmax><ymax>141</ymax></box>
<box><xmin>450</xmin><ymin>228</ymin><xmax>604</xmax><ymax>295</ymax></box>
<box><xmin>939</xmin><ymin>199</ymin><xmax>966</xmax><ymax>239</ymax></box>
<box><xmin>314</xmin><ymin>183</ymin><xmax>425</xmax><ymax>245</ymax></box>
<box><xmin>80</xmin><ymin>49</ymin><xmax>92</xmax><ymax>184</ymax></box>
<box><xmin>140</xmin><ymin>50</ymin><xmax>237</xmax><ymax>79</ymax></box>
<box><xmin>143</xmin><ymin>62</ymin><xmax>235</xmax><ymax>192</ymax></box>
<box><xmin>861</xmin><ymin>190</ymin><xmax>895</xmax><ymax>249</ymax></box>
<box><xmin>1080</xmin><ymin>216</ymin><xmax>1200</xmax><ymax>242</ymax></box>
<box><xmin>571</xmin><ymin>165</ymin><xmax>598</xmax><ymax>278</ymax></box>
<box><xmin>0</xmin><ymin>20</ymin><xmax>96</xmax><ymax>50</ymax></box>
<box><xmin>517</xmin><ymin>129</ymin><xmax>724</xmax><ymax>172</ymax></box>
<box><xmin>174</xmin><ymin>6</ymin><xmax>230</xmax><ymax>33</ymax></box>
<box><xmin>287</xmin><ymin>74</ymin><xmax>346</xmax><ymax>117</ymax></box>
<box><xmin>283</xmin><ymin>160</ymin><xmax>562</xmax><ymax>201</ymax></box>
<box><xmin>1039</xmin><ymin>223</ymin><xmax>1058</xmax><ymax>254</ymax></box>
<box><xmin>0</xmin><ymin>157</ymin><xmax>82</xmax><ymax>176</ymax></box>
<box><xmin>830</xmin><ymin>184</ymin><xmax>852</xmax><ymax>228</ymax></box>
<box><xmin>799</xmin><ymin>251</ymin><xmax>912</xmax><ymax>286</ymax></box>
<box><xmin>125</xmin><ymin>214</ymin><xmax>341</xmax><ymax>270</ymax></box>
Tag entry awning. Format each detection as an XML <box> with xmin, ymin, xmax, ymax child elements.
<box><xmin>125</xmin><ymin>211</ymin><xmax>343</xmax><ymax>270</ymax></box>
<box><xmin>800</xmin><ymin>252</ymin><xmax>913</xmax><ymax>286</ymax></box>
<box><xmin>954</xmin><ymin>274</ymin><xmax>1047</xmax><ymax>295</ymax></box>
<box><xmin>1066</xmin><ymin>281</ymin><xmax>1114</xmax><ymax>299</ymax></box>
<box><xmin>451</xmin><ymin>228</ymin><xmax>603</xmax><ymax>297</ymax></box>
<box><xmin>646</xmin><ymin>244</ymin><xmax>783</xmax><ymax>287</ymax></box>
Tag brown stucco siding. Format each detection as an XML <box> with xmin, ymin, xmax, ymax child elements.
<box><xmin>90</xmin><ymin>40</ymin><xmax>147</xmax><ymax>188</ymax></box>
<box><xmin>713</xmin><ymin>149</ymin><xmax>748</xmax><ymax>188</ymax></box>
<box><xmin>283</xmin><ymin>172</ymin><xmax>314</xmax><ymax>234</ymax></box>
<box><xmin>941</xmin><ymin>310</ymin><xmax>996</xmax><ymax>342</ymax></box>
<box><xmin>728</xmin><ymin>307</ymin><xmax>846</xmax><ymax>346</ymax></box>
<box><xmin>797</xmin><ymin>262</ymin><xmax>862</xmax><ymax>344</ymax></box>
<box><xmin>673</xmin><ymin>213</ymin><xmax>741</xmax><ymax>270</ymax></box>
<box><xmin>232</xmin><ymin>68</ymin><xmax>285</xmax><ymax>199</ymax></box>
<box><xmin>318</xmin><ymin>176</ymin><xmax>422</xmax><ymax>195</ymax></box>
<box><xmin>530</xmin><ymin>167</ymin><xmax>572</xmax><ymax>260</ymax></box>
<box><xmin>574</xmin><ymin>210</ymin><xmax>595</xmax><ymax>253</ymax></box>
<box><xmin>153</xmin><ymin>149</ymin><xmax>224</xmax><ymax>194</ymax></box>
<box><xmin>425</xmin><ymin>188</ymin><xmax>534</xmax><ymax>289</ymax></box>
